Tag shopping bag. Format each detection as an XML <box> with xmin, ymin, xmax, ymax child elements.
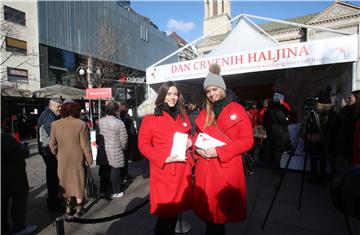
<box><xmin>85</xmin><ymin>166</ymin><xmax>97</xmax><ymax>200</ymax></box>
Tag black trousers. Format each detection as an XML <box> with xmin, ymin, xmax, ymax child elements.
<box><xmin>273</xmin><ymin>151</ymin><xmax>284</xmax><ymax>173</ymax></box>
<box><xmin>154</xmin><ymin>215</ymin><xmax>178</xmax><ymax>235</ymax></box>
<box><xmin>2</xmin><ymin>190</ymin><xmax>28</xmax><ymax>234</ymax></box>
<box><xmin>41</xmin><ymin>152</ymin><xmax>59</xmax><ymax>205</ymax></box>
<box><xmin>110</xmin><ymin>167</ymin><xmax>123</xmax><ymax>194</ymax></box>
<box><xmin>206</xmin><ymin>221</ymin><xmax>225</xmax><ymax>235</ymax></box>
<box><xmin>98</xmin><ymin>165</ymin><xmax>111</xmax><ymax>194</ymax></box>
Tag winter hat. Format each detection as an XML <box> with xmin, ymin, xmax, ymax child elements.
<box><xmin>203</xmin><ymin>64</ymin><xmax>226</xmax><ymax>91</ymax></box>
<box><xmin>273</xmin><ymin>92</ymin><xmax>285</xmax><ymax>102</ymax></box>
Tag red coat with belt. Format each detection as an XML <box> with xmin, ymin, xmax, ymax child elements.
<box><xmin>138</xmin><ymin>110</ymin><xmax>194</xmax><ymax>217</ymax></box>
<box><xmin>193</xmin><ymin>102</ymin><xmax>253</xmax><ymax>224</ymax></box>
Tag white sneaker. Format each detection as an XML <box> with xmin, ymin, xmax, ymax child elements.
<box><xmin>110</xmin><ymin>192</ymin><xmax>124</xmax><ymax>199</ymax></box>
<box><xmin>12</xmin><ymin>225</ymin><xmax>38</xmax><ymax>235</ymax></box>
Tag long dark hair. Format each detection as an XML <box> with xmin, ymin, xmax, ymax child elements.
<box><xmin>155</xmin><ymin>81</ymin><xmax>186</xmax><ymax>120</ymax></box>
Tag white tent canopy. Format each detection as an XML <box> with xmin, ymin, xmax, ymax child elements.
<box><xmin>206</xmin><ymin>16</ymin><xmax>278</xmax><ymax>57</ymax></box>
<box><xmin>146</xmin><ymin>14</ymin><xmax>357</xmax><ymax>86</ymax></box>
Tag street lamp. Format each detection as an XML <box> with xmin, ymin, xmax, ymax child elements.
<box><xmin>76</xmin><ymin>64</ymin><xmax>102</xmax><ymax>128</ymax></box>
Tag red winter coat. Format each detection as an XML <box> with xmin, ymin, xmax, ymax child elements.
<box><xmin>193</xmin><ymin>102</ymin><xmax>253</xmax><ymax>224</ymax></box>
<box><xmin>138</xmin><ymin>110</ymin><xmax>194</xmax><ymax>217</ymax></box>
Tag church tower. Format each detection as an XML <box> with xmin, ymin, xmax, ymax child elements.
<box><xmin>204</xmin><ymin>0</ymin><xmax>231</xmax><ymax>36</ymax></box>
<box><xmin>197</xmin><ymin>0</ymin><xmax>232</xmax><ymax>56</ymax></box>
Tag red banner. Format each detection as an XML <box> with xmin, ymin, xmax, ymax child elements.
<box><xmin>85</xmin><ymin>88</ymin><xmax>112</xmax><ymax>99</ymax></box>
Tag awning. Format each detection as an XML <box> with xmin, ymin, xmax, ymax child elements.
<box><xmin>33</xmin><ymin>84</ymin><xmax>85</xmax><ymax>99</ymax></box>
<box><xmin>1</xmin><ymin>83</ymin><xmax>32</xmax><ymax>97</ymax></box>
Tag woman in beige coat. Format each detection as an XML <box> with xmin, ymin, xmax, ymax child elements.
<box><xmin>49</xmin><ymin>102</ymin><xmax>93</xmax><ymax>216</ymax></box>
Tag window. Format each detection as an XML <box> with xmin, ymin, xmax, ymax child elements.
<box><xmin>6</xmin><ymin>37</ymin><xmax>27</xmax><ymax>54</ymax></box>
<box><xmin>7</xmin><ymin>67</ymin><xmax>28</xmax><ymax>83</ymax></box>
<box><xmin>4</xmin><ymin>5</ymin><xmax>26</xmax><ymax>26</ymax></box>
<box><xmin>140</xmin><ymin>26</ymin><xmax>149</xmax><ymax>42</ymax></box>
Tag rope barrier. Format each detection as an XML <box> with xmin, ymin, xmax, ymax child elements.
<box><xmin>66</xmin><ymin>197</ymin><xmax>149</xmax><ymax>224</ymax></box>
<box><xmin>55</xmin><ymin>196</ymin><xmax>149</xmax><ymax>234</ymax></box>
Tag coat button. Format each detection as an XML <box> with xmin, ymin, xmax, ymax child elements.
<box><xmin>183</xmin><ymin>122</ymin><xmax>188</xmax><ymax>127</ymax></box>
<box><xmin>230</xmin><ymin>114</ymin><xmax>237</xmax><ymax>120</ymax></box>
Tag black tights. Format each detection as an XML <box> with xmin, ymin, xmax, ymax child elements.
<box><xmin>154</xmin><ymin>215</ymin><xmax>178</xmax><ymax>235</ymax></box>
<box><xmin>206</xmin><ymin>221</ymin><xmax>225</xmax><ymax>235</ymax></box>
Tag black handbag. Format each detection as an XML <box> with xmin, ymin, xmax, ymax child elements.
<box><xmin>85</xmin><ymin>166</ymin><xmax>97</xmax><ymax>200</ymax></box>
<box><xmin>243</xmin><ymin>152</ymin><xmax>255</xmax><ymax>176</ymax></box>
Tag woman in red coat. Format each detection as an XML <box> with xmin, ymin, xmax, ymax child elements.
<box><xmin>194</xmin><ymin>64</ymin><xmax>253</xmax><ymax>235</ymax></box>
<box><xmin>138</xmin><ymin>81</ymin><xmax>194</xmax><ymax>235</ymax></box>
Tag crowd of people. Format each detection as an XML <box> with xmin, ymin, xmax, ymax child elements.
<box><xmin>2</xmin><ymin>62</ymin><xmax>360</xmax><ymax>235</ymax></box>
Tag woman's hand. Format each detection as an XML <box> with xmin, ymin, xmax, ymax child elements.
<box><xmin>196</xmin><ymin>148</ymin><xmax>218</xmax><ymax>159</ymax></box>
<box><xmin>165</xmin><ymin>155</ymin><xmax>186</xmax><ymax>163</ymax></box>
<box><xmin>204</xmin><ymin>147</ymin><xmax>218</xmax><ymax>158</ymax></box>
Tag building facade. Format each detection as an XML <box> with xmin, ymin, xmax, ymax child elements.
<box><xmin>37</xmin><ymin>1</ymin><xmax>177</xmax><ymax>89</ymax></box>
<box><xmin>1</xmin><ymin>1</ymin><xmax>178</xmax><ymax>139</ymax></box>
<box><xmin>1</xmin><ymin>1</ymin><xmax>40</xmax><ymax>94</ymax></box>
<box><xmin>169</xmin><ymin>32</ymin><xmax>197</xmax><ymax>61</ymax></box>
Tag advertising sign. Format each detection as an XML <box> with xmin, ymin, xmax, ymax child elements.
<box><xmin>85</xmin><ymin>88</ymin><xmax>112</xmax><ymax>99</ymax></box>
<box><xmin>146</xmin><ymin>35</ymin><xmax>358</xmax><ymax>84</ymax></box>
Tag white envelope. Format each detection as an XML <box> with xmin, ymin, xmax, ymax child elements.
<box><xmin>170</xmin><ymin>132</ymin><xmax>188</xmax><ymax>161</ymax></box>
<box><xmin>195</xmin><ymin>133</ymin><xmax>226</xmax><ymax>150</ymax></box>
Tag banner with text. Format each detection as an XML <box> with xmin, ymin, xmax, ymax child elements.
<box><xmin>146</xmin><ymin>35</ymin><xmax>358</xmax><ymax>84</ymax></box>
<box><xmin>85</xmin><ymin>88</ymin><xmax>112</xmax><ymax>99</ymax></box>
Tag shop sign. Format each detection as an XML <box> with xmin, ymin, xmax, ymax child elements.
<box><xmin>119</xmin><ymin>75</ymin><xmax>145</xmax><ymax>84</ymax></box>
<box><xmin>146</xmin><ymin>34</ymin><xmax>358</xmax><ymax>84</ymax></box>
<box><xmin>126</xmin><ymin>76</ymin><xmax>145</xmax><ymax>83</ymax></box>
<box><xmin>85</xmin><ymin>88</ymin><xmax>112</xmax><ymax>99</ymax></box>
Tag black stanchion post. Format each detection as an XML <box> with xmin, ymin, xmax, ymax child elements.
<box><xmin>55</xmin><ymin>217</ymin><xmax>65</xmax><ymax>235</ymax></box>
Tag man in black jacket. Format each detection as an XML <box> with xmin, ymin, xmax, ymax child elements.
<box><xmin>119</xmin><ymin>102</ymin><xmax>137</xmax><ymax>182</ymax></box>
<box><xmin>263</xmin><ymin>92</ymin><xmax>293</xmax><ymax>174</ymax></box>
<box><xmin>37</xmin><ymin>98</ymin><xmax>63</xmax><ymax>211</ymax></box>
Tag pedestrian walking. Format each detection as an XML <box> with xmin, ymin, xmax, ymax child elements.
<box><xmin>97</xmin><ymin>102</ymin><xmax>128</xmax><ymax>198</ymax></box>
<box><xmin>193</xmin><ymin>64</ymin><xmax>253</xmax><ymax>235</ymax></box>
<box><xmin>49</xmin><ymin>102</ymin><xmax>93</xmax><ymax>216</ymax></box>
<box><xmin>138</xmin><ymin>81</ymin><xmax>194</xmax><ymax>235</ymax></box>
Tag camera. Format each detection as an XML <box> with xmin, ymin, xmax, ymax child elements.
<box><xmin>304</xmin><ymin>97</ymin><xmax>319</xmax><ymax>113</ymax></box>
